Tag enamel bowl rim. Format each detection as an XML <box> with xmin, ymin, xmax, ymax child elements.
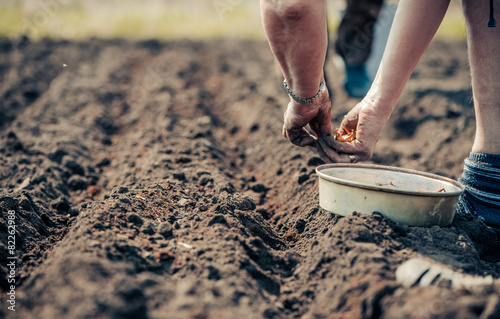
<box><xmin>315</xmin><ymin>163</ymin><xmax>464</xmax><ymax>197</ymax></box>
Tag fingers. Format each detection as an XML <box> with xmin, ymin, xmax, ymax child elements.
<box><xmin>283</xmin><ymin>92</ymin><xmax>333</xmax><ymax>148</ymax></box>
<box><xmin>315</xmin><ymin>137</ymin><xmax>353</xmax><ymax>163</ymax></box>
<box><xmin>322</xmin><ymin>134</ymin><xmax>360</xmax><ymax>154</ymax></box>
<box><xmin>315</xmin><ymin>140</ymin><xmax>332</xmax><ymax>163</ymax></box>
<box><xmin>309</xmin><ymin>104</ymin><xmax>332</xmax><ymax>138</ymax></box>
<box><xmin>309</xmin><ymin>117</ymin><xmax>331</xmax><ymax>139</ymax></box>
<box><xmin>339</xmin><ymin>103</ymin><xmax>361</xmax><ymax>131</ymax></box>
<box><xmin>283</xmin><ymin>125</ymin><xmax>316</xmax><ymax>147</ymax></box>
<box><xmin>317</xmin><ymin>135</ymin><xmax>373</xmax><ymax>162</ymax></box>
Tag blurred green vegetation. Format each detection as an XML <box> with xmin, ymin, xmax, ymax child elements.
<box><xmin>0</xmin><ymin>1</ymin><xmax>465</xmax><ymax>42</ymax></box>
<box><xmin>0</xmin><ymin>1</ymin><xmax>265</xmax><ymax>40</ymax></box>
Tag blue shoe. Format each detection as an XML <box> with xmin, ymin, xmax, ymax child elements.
<box><xmin>344</xmin><ymin>64</ymin><xmax>372</xmax><ymax>98</ymax></box>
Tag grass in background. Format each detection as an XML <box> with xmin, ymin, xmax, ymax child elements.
<box><xmin>0</xmin><ymin>3</ymin><xmax>24</xmax><ymax>38</ymax></box>
<box><xmin>0</xmin><ymin>1</ymin><xmax>265</xmax><ymax>41</ymax></box>
<box><xmin>0</xmin><ymin>1</ymin><xmax>465</xmax><ymax>42</ymax></box>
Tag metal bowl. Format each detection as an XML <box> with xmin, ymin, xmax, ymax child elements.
<box><xmin>316</xmin><ymin>164</ymin><xmax>465</xmax><ymax>227</ymax></box>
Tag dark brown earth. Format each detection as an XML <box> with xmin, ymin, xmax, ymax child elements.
<box><xmin>0</xmin><ymin>37</ymin><xmax>499</xmax><ymax>319</ymax></box>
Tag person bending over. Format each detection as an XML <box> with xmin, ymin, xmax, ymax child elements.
<box><xmin>269</xmin><ymin>0</ymin><xmax>499</xmax><ymax>232</ymax></box>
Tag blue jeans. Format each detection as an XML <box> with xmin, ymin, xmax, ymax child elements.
<box><xmin>457</xmin><ymin>153</ymin><xmax>500</xmax><ymax>230</ymax></box>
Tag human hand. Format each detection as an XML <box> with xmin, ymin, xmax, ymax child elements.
<box><xmin>282</xmin><ymin>89</ymin><xmax>333</xmax><ymax>147</ymax></box>
<box><xmin>316</xmin><ymin>98</ymin><xmax>390</xmax><ymax>163</ymax></box>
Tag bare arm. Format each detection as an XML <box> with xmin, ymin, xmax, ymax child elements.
<box><xmin>318</xmin><ymin>0</ymin><xmax>452</xmax><ymax>162</ymax></box>
<box><xmin>261</xmin><ymin>0</ymin><xmax>354</xmax><ymax>162</ymax></box>
<box><xmin>368</xmin><ymin>0</ymin><xmax>452</xmax><ymax>116</ymax></box>
<box><xmin>260</xmin><ymin>0</ymin><xmax>327</xmax><ymax>97</ymax></box>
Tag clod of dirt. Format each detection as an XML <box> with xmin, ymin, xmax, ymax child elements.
<box><xmin>298</xmin><ymin>174</ymin><xmax>309</xmax><ymax>184</ymax></box>
<box><xmin>307</xmin><ymin>157</ymin><xmax>326</xmax><ymax>166</ymax></box>
<box><xmin>158</xmin><ymin>222</ymin><xmax>174</xmax><ymax>239</ymax></box>
<box><xmin>51</xmin><ymin>198</ymin><xmax>71</xmax><ymax>212</ymax></box>
<box><xmin>251</xmin><ymin>184</ymin><xmax>267</xmax><ymax>193</ymax></box>
<box><xmin>64</xmin><ymin>159</ymin><xmax>85</xmax><ymax>176</ymax></box>
<box><xmin>140</xmin><ymin>221</ymin><xmax>158</xmax><ymax>235</ymax></box>
<box><xmin>127</xmin><ymin>213</ymin><xmax>144</xmax><ymax>226</ymax></box>
<box><xmin>208</xmin><ymin>215</ymin><xmax>227</xmax><ymax>226</ymax></box>
<box><xmin>67</xmin><ymin>176</ymin><xmax>90</xmax><ymax>190</ymax></box>
<box><xmin>224</xmin><ymin>194</ymin><xmax>256</xmax><ymax>211</ymax></box>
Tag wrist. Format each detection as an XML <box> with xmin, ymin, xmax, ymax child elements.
<box><xmin>362</xmin><ymin>81</ymin><xmax>399</xmax><ymax>120</ymax></box>
<box><xmin>284</xmin><ymin>79</ymin><xmax>326</xmax><ymax>105</ymax></box>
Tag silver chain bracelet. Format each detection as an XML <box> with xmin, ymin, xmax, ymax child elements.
<box><xmin>283</xmin><ymin>79</ymin><xmax>326</xmax><ymax>105</ymax></box>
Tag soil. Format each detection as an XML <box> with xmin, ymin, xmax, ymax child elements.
<box><xmin>0</xmin><ymin>37</ymin><xmax>499</xmax><ymax>319</ymax></box>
